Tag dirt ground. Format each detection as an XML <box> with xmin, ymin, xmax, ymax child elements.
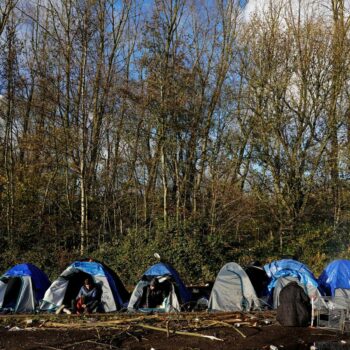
<box><xmin>0</xmin><ymin>323</ymin><xmax>348</xmax><ymax>350</ymax></box>
<box><xmin>0</xmin><ymin>311</ymin><xmax>349</xmax><ymax>350</ymax></box>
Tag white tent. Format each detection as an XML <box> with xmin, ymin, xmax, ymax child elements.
<box><xmin>208</xmin><ymin>262</ymin><xmax>261</xmax><ymax>312</ymax></box>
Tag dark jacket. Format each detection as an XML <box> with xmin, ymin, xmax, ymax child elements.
<box><xmin>140</xmin><ymin>286</ymin><xmax>166</xmax><ymax>308</ymax></box>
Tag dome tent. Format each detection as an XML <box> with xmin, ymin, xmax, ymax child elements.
<box><xmin>319</xmin><ymin>259</ymin><xmax>350</xmax><ymax>297</ymax></box>
<box><xmin>208</xmin><ymin>262</ymin><xmax>261</xmax><ymax>312</ymax></box>
<box><xmin>264</xmin><ymin>259</ymin><xmax>323</xmax><ymax>309</ymax></box>
<box><xmin>318</xmin><ymin>259</ymin><xmax>350</xmax><ymax>309</ymax></box>
<box><xmin>128</xmin><ymin>262</ymin><xmax>191</xmax><ymax>312</ymax></box>
<box><xmin>40</xmin><ymin>261</ymin><xmax>129</xmax><ymax>312</ymax></box>
<box><xmin>0</xmin><ymin>263</ymin><xmax>50</xmax><ymax>313</ymax></box>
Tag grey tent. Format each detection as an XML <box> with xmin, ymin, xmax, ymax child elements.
<box><xmin>272</xmin><ymin>276</ymin><xmax>322</xmax><ymax>309</ymax></box>
<box><xmin>128</xmin><ymin>276</ymin><xmax>181</xmax><ymax>312</ymax></box>
<box><xmin>264</xmin><ymin>260</ymin><xmax>325</xmax><ymax>309</ymax></box>
<box><xmin>0</xmin><ymin>263</ymin><xmax>50</xmax><ymax>313</ymax></box>
<box><xmin>40</xmin><ymin>261</ymin><xmax>129</xmax><ymax>312</ymax></box>
<box><xmin>208</xmin><ymin>262</ymin><xmax>261</xmax><ymax>312</ymax></box>
<box><xmin>128</xmin><ymin>262</ymin><xmax>192</xmax><ymax>312</ymax></box>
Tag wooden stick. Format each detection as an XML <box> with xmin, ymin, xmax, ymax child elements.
<box><xmin>209</xmin><ymin>321</ymin><xmax>247</xmax><ymax>338</ymax></box>
<box><xmin>138</xmin><ymin>323</ymin><xmax>224</xmax><ymax>341</ymax></box>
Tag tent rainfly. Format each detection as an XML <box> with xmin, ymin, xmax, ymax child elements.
<box><xmin>40</xmin><ymin>261</ymin><xmax>129</xmax><ymax>312</ymax></box>
<box><xmin>264</xmin><ymin>259</ymin><xmax>323</xmax><ymax>309</ymax></box>
<box><xmin>208</xmin><ymin>262</ymin><xmax>261</xmax><ymax>312</ymax></box>
<box><xmin>0</xmin><ymin>263</ymin><xmax>50</xmax><ymax>313</ymax></box>
<box><xmin>128</xmin><ymin>262</ymin><xmax>191</xmax><ymax>312</ymax></box>
<box><xmin>319</xmin><ymin>259</ymin><xmax>350</xmax><ymax>309</ymax></box>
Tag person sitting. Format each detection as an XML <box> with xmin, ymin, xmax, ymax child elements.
<box><xmin>140</xmin><ymin>278</ymin><xmax>167</xmax><ymax>308</ymax></box>
<box><xmin>72</xmin><ymin>277</ymin><xmax>100</xmax><ymax>314</ymax></box>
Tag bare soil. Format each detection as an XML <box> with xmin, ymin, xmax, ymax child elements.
<box><xmin>0</xmin><ymin>324</ymin><xmax>348</xmax><ymax>350</ymax></box>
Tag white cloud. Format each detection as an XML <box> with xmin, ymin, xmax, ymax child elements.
<box><xmin>243</xmin><ymin>0</ymin><xmax>350</xmax><ymax>23</ymax></box>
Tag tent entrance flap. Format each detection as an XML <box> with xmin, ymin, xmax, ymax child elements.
<box><xmin>2</xmin><ymin>277</ymin><xmax>22</xmax><ymax>310</ymax></box>
<box><xmin>63</xmin><ymin>271</ymin><xmax>92</xmax><ymax>306</ymax></box>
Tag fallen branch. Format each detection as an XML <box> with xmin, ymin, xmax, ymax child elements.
<box><xmin>208</xmin><ymin>321</ymin><xmax>247</xmax><ymax>338</ymax></box>
<box><xmin>42</xmin><ymin>317</ymin><xmax>145</xmax><ymax>328</ymax></box>
<box><xmin>138</xmin><ymin>323</ymin><xmax>224</xmax><ymax>341</ymax></box>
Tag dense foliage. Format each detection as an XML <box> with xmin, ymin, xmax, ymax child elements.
<box><xmin>1</xmin><ymin>0</ymin><xmax>350</xmax><ymax>285</ymax></box>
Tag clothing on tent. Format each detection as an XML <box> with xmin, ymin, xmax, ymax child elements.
<box><xmin>276</xmin><ymin>281</ymin><xmax>311</xmax><ymax>327</ymax></box>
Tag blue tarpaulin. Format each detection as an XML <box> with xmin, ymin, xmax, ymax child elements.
<box><xmin>319</xmin><ymin>260</ymin><xmax>350</xmax><ymax>296</ymax></box>
<box><xmin>144</xmin><ymin>262</ymin><xmax>192</xmax><ymax>303</ymax></box>
<box><xmin>264</xmin><ymin>259</ymin><xmax>319</xmax><ymax>293</ymax></box>
<box><xmin>3</xmin><ymin>263</ymin><xmax>50</xmax><ymax>300</ymax></box>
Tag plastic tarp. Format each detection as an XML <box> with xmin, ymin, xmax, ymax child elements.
<box><xmin>143</xmin><ymin>263</ymin><xmax>191</xmax><ymax>303</ymax></box>
<box><xmin>3</xmin><ymin>263</ymin><xmax>50</xmax><ymax>301</ymax></box>
<box><xmin>264</xmin><ymin>259</ymin><xmax>323</xmax><ymax>308</ymax></box>
<box><xmin>208</xmin><ymin>262</ymin><xmax>261</xmax><ymax>312</ymax></box>
<box><xmin>318</xmin><ymin>260</ymin><xmax>350</xmax><ymax>296</ymax></box>
<box><xmin>264</xmin><ymin>259</ymin><xmax>319</xmax><ymax>291</ymax></box>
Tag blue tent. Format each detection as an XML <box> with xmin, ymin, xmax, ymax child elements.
<box><xmin>128</xmin><ymin>262</ymin><xmax>192</xmax><ymax>311</ymax></box>
<box><xmin>264</xmin><ymin>259</ymin><xmax>321</xmax><ymax>308</ymax></box>
<box><xmin>40</xmin><ymin>261</ymin><xmax>129</xmax><ymax>312</ymax></box>
<box><xmin>69</xmin><ymin>261</ymin><xmax>128</xmax><ymax>308</ymax></box>
<box><xmin>143</xmin><ymin>262</ymin><xmax>192</xmax><ymax>303</ymax></box>
<box><xmin>319</xmin><ymin>260</ymin><xmax>350</xmax><ymax>296</ymax></box>
<box><xmin>0</xmin><ymin>263</ymin><xmax>50</xmax><ymax>312</ymax></box>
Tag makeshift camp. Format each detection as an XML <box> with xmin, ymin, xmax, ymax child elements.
<box><xmin>208</xmin><ymin>262</ymin><xmax>261</xmax><ymax>312</ymax></box>
<box><xmin>128</xmin><ymin>262</ymin><xmax>192</xmax><ymax>312</ymax></box>
<box><xmin>264</xmin><ymin>259</ymin><xmax>323</xmax><ymax>309</ymax></box>
<box><xmin>40</xmin><ymin>261</ymin><xmax>129</xmax><ymax>312</ymax></box>
<box><xmin>0</xmin><ymin>263</ymin><xmax>50</xmax><ymax>313</ymax></box>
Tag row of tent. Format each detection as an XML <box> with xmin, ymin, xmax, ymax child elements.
<box><xmin>1</xmin><ymin>258</ymin><xmax>350</xmax><ymax>313</ymax></box>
